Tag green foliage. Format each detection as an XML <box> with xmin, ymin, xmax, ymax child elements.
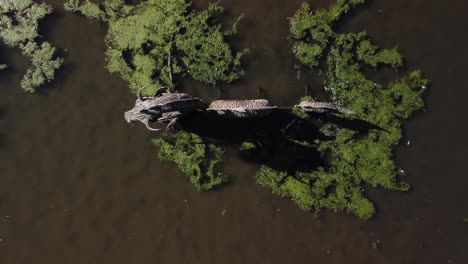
<box><xmin>64</xmin><ymin>0</ymin><xmax>132</xmax><ymax>21</ymax></box>
<box><xmin>240</xmin><ymin>141</ymin><xmax>257</xmax><ymax>150</ymax></box>
<box><xmin>256</xmin><ymin>166</ymin><xmax>375</xmax><ymax>219</ymax></box>
<box><xmin>357</xmin><ymin>39</ymin><xmax>402</xmax><ymax>67</ymax></box>
<box><xmin>255</xmin><ymin>0</ymin><xmax>427</xmax><ymax>219</ymax></box>
<box><xmin>175</xmin><ymin>5</ymin><xmax>248</xmax><ymax>85</ymax></box>
<box><xmin>293</xmin><ymin>42</ymin><xmax>323</xmax><ymax>68</ymax></box>
<box><xmin>65</xmin><ymin>0</ymin><xmax>247</xmax><ymax>94</ymax></box>
<box><xmin>256</xmin><ymin>166</ymin><xmax>289</xmax><ymax>197</ymax></box>
<box><xmin>21</xmin><ymin>42</ymin><xmax>63</xmax><ymax>92</ymax></box>
<box><xmin>0</xmin><ymin>0</ymin><xmax>63</xmax><ymax>92</ymax></box>
<box><xmin>64</xmin><ymin>0</ymin><xmax>108</xmax><ymax>21</ymax></box>
<box><xmin>152</xmin><ymin>132</ymin><xmax>229</xmax><ymax>191</ymax></box>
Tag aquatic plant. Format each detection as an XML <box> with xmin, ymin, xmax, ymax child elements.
<box><xmin>0</xmin><ymin>0</ymin><xmax>63</xmax><ymax>92</ymax></box>
<box><xmin>152</xmin><ymin>132</ymin><xmax>228</xmax><ymax>191</ymax></box>
<box><xmin>64</xmin><ymin>0</ymin><xmax>247</xmax><ymax>95</ymax></box>
<box><xmin>253</xmin><ymin>0</ymin><xmax>428</xmax><ymax>219</ymax></box>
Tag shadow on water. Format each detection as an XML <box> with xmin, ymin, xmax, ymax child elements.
<box><xmin>178</xmin><ymin>109</ymin><xmax>382</xmax><ymax>173</ymax></box>
<box><xmin>316</xmin><ymin>113</ymin><xmax>384</xmax><ymax>132</ymax></box>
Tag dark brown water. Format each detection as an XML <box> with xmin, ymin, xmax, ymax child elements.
<box><xmin>0</xmin><ymin>0</ymin><xmax>467</xmax><ymax>263</ymax></box>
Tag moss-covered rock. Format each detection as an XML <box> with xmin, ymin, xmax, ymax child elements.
<box><xmin>65</xmin><ymin>0</ymin><xmax>247</xmax><ymax>94</ymax></box>
<box><xmin>152</xmin><ymin>132</ymin><xmax>228</xmax><ymax>191</ymax></box>
<box><xmin>253</xmin><ymin>0</ymin><xmax>427</xmax><ymax>219</ymax></box>
<box><xmin>0</xmin><ymin>0</ymin><xmax>63</xmax><ymax>92</ymax></box>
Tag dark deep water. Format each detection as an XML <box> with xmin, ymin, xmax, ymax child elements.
<box><xmin>0</xmin><ymin>0</ymin><xmax>467</xmax><ymax>263</ymax></box>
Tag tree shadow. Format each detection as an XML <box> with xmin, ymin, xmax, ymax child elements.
<box><xmin>310</xmin><ymin>113</ymin><xmax>385</xmax><ymax>133</ymax></box>
<box><xmin>178</xmin><ymin>109</ymin><xmax>383</xmax><ymax>174</ymax></box>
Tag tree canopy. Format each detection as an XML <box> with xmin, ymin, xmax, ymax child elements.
<box><xmin>65</xmin><ymin>0</ymin><xmax>248</xmax><ymax>95</ymax></box>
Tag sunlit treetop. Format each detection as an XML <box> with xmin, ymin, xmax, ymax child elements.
<box><xmin>65</xmin><ymin>0</ymin><xmax>248</xmax><ymax>95</ymax></box>
<box><xmin>0</xmin><ymin>0</ymin><xmax>63</xmax><ymax>92</ymax></box>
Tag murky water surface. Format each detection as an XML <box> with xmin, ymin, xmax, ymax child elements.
<box><xmin>0</xmin><ymin>0</ymin><xmax>467</xmax><ymax>263</ymax></box>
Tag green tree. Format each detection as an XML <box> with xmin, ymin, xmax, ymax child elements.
<box><xmin>65</xmin><ymin>0</ymin><xmax>247</xmax><ymax>95</ymax></box>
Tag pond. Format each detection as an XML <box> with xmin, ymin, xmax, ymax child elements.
<box><xmin>0</xmin><ymin>0</ymin><xmax>467</xmax><ymax>263</ymax></box>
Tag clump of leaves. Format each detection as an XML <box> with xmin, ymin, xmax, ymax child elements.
<box><xmin>65</xmin><ymin>0</ymin><xmax>248</xmax><ymax>95</ymax></box>
<box><xmin>240</xmin><ymin>141</ymin><xmax>257</xmax><ymax>151</ymax></box>
<box><xmin>152</xmin><ymin>132</ymin><xmax>228</xmax><ymax>191</ymax></box>
<box><xmin>253</xmin><ymin>0</ymin><xmax>428</xmax><ymax>219</ymax></box>
<box><xmin>0</xmin><ymin>0</ymin><xmax>63</xmax><ymax>92</ymax></box>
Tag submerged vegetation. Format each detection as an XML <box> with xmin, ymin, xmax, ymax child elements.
<box><xmin>0</xmin><ymin>0</ymin><xmax>63</xmax><ymax>92</ymax></box>
<box><xmin>250</xmin><ymin>0</ymin><xmax>428</xmax><ymax>219</ymax></box>
<box><xmin>65</xmin><ymin>0</ymin><xmax>248</xmax><ymax>94</ymax></box>
<box><xmin>152</xmin><ymin>132</ymin><xmax>228</xmax><ymax>191</ymax></box>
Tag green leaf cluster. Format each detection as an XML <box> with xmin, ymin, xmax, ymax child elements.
<box><xmin>152</xmin><ymin>132</ymin><xmax>229</xmax><ymax>191</ymax></box>
<box><xmin>254</xmin><ymin>0</ymin><xmax>428</xmax><ymax>219</ymax></box>
<box><xmin>0</xmin><ymin>0</ymin><xmax>63</xmax><ymax>92</ymax></box>
<box><xmin>256</xmin><ymin>166</ymin><xmax>375</xmax><ymax>219</ymax></box>
<box><xmin>65</xmin><ymin>0</ymin><xmax>247</xmax><ymax>95</ymax></box>
<box><xmin>65</xmin><ymin>0</ymin><xmax>108</xmax><ymax>21</ymax></box>
<box><xmin>240</xmin><ymin>141</ymin><xmax>257</xmax><ymax>151</ymax></box>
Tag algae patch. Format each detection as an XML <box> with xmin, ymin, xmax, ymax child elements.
<box><xmin>0</xmin><ymin>0</ymin><xmax>63</xmax><ymax>92</ymax></box>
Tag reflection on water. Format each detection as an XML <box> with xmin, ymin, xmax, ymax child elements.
<box><xmin>0</xmin><ymin>0</ymin><xmax>467</xmax><ymax>263</ymax></box>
